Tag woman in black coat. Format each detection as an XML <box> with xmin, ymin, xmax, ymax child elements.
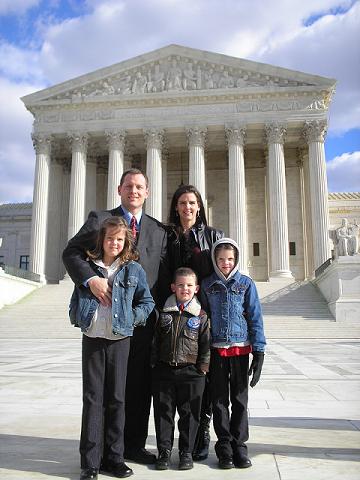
<box><xmin>166</xmin><ymin>184</ymin><xmax>224</xmax><ymax>460</ymax></box>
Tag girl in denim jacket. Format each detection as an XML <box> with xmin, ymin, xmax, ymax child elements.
<box><xmin>201</xmin><ymin>238</ymin><xmax>266</xmax><ymax>471</ymax></box>
<box><xmin>69</xmin><ymin>216</ymin><xmax>154</xmax><ymax>480</ymax></box>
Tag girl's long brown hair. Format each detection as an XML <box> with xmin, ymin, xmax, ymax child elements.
<box><xmin>87</xmin><ymin>217</ymin><xmax>139</xmax><ymax>263</ymax></box>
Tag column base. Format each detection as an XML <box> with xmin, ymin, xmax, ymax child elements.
<box><xmin>38</xmin><ymin>273</ymin><xmax>47</xmax><ymax>284</ymax></box>
<box><xmin>269</xmin><ymin>270</ymin><xmax>294</xmax><ymax>280</ymax></box>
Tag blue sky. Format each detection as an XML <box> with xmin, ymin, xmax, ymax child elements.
<box><xmin>0</xmin><ymin>0</ymin><xmax>359</xmax><ymax>203</ymax></box>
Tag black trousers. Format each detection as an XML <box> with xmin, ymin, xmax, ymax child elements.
<box><xmin>80</xmin><ymin>335</ymin><xmax>130</xmax><ymax>469</ymax></box>
<box><xmin>210</xmin><ymin>351</ymin><xmax>249</xmax><ymax>458</ymax></box>
<box><xmin>124</xmin><ymin>314</ymin><xmax>155</xmax><ymax>452</ymax></box>
<box><xmin>152</xmin><ymin>364</ymin><xmax>205</xmax><ymax>453</ymax></box>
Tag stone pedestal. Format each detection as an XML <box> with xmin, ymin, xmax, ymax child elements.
<box><xmin>314</xmin><ymin>255</ymin><xmax>360</xmax><ymax>321</ymax></box>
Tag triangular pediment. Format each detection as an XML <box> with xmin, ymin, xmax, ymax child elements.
<box><xmin>22</xmin><ymin>44</ymin><xmax>335</xmax><ymax>105</ymax></box>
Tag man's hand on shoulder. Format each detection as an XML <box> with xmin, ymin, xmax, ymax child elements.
<box><xmin>88</xmin><ymin>277</ymin><xmax>112</xmax><ymax>307</ymax></box>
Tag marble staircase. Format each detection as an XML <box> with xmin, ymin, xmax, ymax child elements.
<box><xmin>0</xmin><ymin>278</ymin><xmax>359</xmax><ymax>340</ymax></box>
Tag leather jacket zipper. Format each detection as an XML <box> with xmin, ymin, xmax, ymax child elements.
<box><xmin>172</xmin><ymin>313</ymin><xmax>181</xmax><ymax>366</ymax></box>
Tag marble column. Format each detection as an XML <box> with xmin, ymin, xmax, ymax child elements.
<box><xmin>106</xmin><ymin>130</ymin><xmax>126</xmax><ymax>209</ymax></box>
<box><xmin>226</xmin><ymin>125</ymin><xmax>248</xmax><ymax>274</ymax></box>
<box><xmin>162</xmin><ymin>148</ymin><xmax>169</xmax><ymax>222</ymax></box>
<box><xmin>297</xmin><ymin>148</ymin><xmax>314</xmax><ymax>279</ymax></box>
<box><xmin>29</xmin><ymin>134</ymin><xmax>52</xmax><ymax>281</ymax></box>
<box><xmin>186</xmin><ymin>127</ymin><xmax>207</xmax><ymax>200</ymax></box>
<box><xmin>59</xmin><ymin>161</ymin><xmax>71</xmax><ymax>279</ymax></box>
<box><xmin>265</xmin><ymin>123</ymin><xmax>293</xmax><ymax>278</ymax></box>
<box><xmin>303</xmin><ymin>120</ymin><xmax>331</xmax><ymax>270</ymax></box>
<box><xmin>85</xmin><ymin>156</ymin><xmax>97</xmax><ymax>214</ymax></box>
<box><xmin>144</xmin><ymin>128</ymin><xmax>164</xmax><ymax>220</ymax></box>
<box><xmin>45</xmin><ymin>158</ymin><xmax>64</xmax><ymax>282</ymax></box>
<box><xmin>67</xmin><ymin>132</ymin><xmax>88</xmax><ymax>240</ymax></box>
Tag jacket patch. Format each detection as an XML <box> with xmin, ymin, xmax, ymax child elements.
<box><xmin>160</xmin><ymin>314</ymin><xmax>173</xmax><ymax>327</ymax></box>
<box><xmin>187</xmin><ymin>317</ymin><xmax>200</xmax><ymax>329</ymax></box>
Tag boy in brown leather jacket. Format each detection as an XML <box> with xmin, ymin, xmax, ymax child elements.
<box><xmin>151</xmin><ymin>267</ymin><xmax>210</xmax><ymax>471</ymax></box>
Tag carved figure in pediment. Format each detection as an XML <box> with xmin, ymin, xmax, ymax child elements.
<box><xmin>118</xmin><ymin>75</ymin><xmax>132</xmax><ymax>94</ymax></box>
<box><xmin>204</xmin><ymin>69</ymin><xmax>215</xmax><ymax>89</ymax></box>
<box><xmin>236</xmin><ymin>77</ymin><xmax>247</xmax><ymax>87</ymax></box>
<box><xmin>148</xmin><ymin>64</ymin><xmax>165</xmax><ymax>92</ymax></box>
<box><xmin>182</xmin><ymin>63</ymin><xmax>197</xmax><ymax>90</ymax></box>
<box><xmin>218</xmin><ymin>70</ymin><xmax>234</xmax><ymax>88</ymax></box>
<box><xmin>132</xmin><ymin>71</ymin><xmax>148</xmax><ymax>94</ymax></box>
<box><xmin>166</xmin><ymin>59</ymin><xmax>182</xmax><ymax>91</ymax></box>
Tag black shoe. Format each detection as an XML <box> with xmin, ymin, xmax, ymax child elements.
<box><xmin>100</xmin><ymin>462</ymin><xmax>133</xmax><ymax>478</ymax></box>
<box><xmin>179</xmin><ymin>452</ymin><xmax>193</xmax><ymax>470</ymax></box>
<box><xmin>155</xmin><ymin>449</ymin><xmax>171</xmax><ymax>470</ymax></box>
<box><xmin>80</xmin><ymin>468</ymin><xmax>98</xmax><ymax>480</ymax></box>
<box><xmin>218</xmin><ymin>456</ymin><xmax>234</xmax><ymax>469</ymax></box>
<box><xmin>192</xmin><ymin>426</ymin><xmax>210</xmax><ymax>461</ymax></box>
<box><xmin>124</xmin><ymin>447</ymin><xmax>156</xmax><ymax>464</ymax></box>
<box><xmin>233</xmin><ymin>453</ymin><xmax>252</xmax><ymax>468</ymax></box>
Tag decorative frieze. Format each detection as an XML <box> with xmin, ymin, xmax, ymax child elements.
<box><xmin>46</xmin><ymin>55</ymin><xmax>315</xmax><ymax>101</ymax></box>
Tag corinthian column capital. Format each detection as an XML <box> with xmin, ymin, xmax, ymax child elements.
<box><xmin>31</xmin><ymin>133</ymin><xmax>52</xmax><ymax>155</ymax></box>
<box><xmin>186</xmin><ymin>127</ymin><xmax>207</xmax><ymax>148</ymax></box>
<box><xmin>67</xmin><ymin>132</ymin><xmax>88</xmax><ymax>153</ymax></box>
<box><xmin>143</xmin><ymin>128</ymin><xmax>164</xmax><ymax>150</ymax></box>
<box><xmin>265</xmin><ymin>123</ymin><xmax>287</xmax><ymax>144</ymax></box>
<box><xmin>225</xmin><ymin>124</ymin><xmax>246</xmax><ymax>146</ymax></box>
<box><xmin>303</xmin><ymin>120</ymin><xmax>327</xmax><ymax>143</ymax></box>
<box><xmin>105</xmin><ymin>129</ymin><xmax>126</xmax><ymax>150</ymax></box>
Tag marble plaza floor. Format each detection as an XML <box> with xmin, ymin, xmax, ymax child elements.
<box><xmin>0</xmin><ymin>284</ymin><xmax>359</xmax><ymax>480</ymax></box>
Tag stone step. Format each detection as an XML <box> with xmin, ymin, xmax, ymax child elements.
<box><xmin>1</xmin><ymin>278</ymin><xmax>359</xmax><ymax>340</ymax></box>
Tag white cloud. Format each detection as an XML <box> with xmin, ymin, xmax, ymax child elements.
<box><xmin>0</xmin><ymin>41</ymin><xmax>43</xmax><ymax>82</ymax></box>
<box><xmin>0</xmin><ymin>0</ymin><xmax>39</xmax><ymax>15</ymax></box>
<box><xmin>0</xmin><ymin>77</ymin><xmax>44</xmax><ymax>203</ymax></box>
<box><xmin>244</xmin><ymin>1</ymin><xmax>360</xmax><ymax>134</ymax></box>
<box><xmin>1</xmin><ymin>0</ymin><xmax>359</xmax><ymax>200</ymax></box>
<box><xmin>327</xmin><ymin>151</ymin><xmax>360</xmax><ymax>191</ymax></box>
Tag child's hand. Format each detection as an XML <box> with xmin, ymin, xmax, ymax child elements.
<box><xmin>88</xmin><ymin>277</ymin><xmax>112</xmax><ymax>307</ymax></box>
<box><xmin>248</xmin><ymin>352</ymin><xmax>264</xmax><ymax>388</ymax></box>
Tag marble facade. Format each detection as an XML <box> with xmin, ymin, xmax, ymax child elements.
<box><xmin>20</xmin><ymin>44</ymin><xmax>337</xmax><ymax>283</ymax></box>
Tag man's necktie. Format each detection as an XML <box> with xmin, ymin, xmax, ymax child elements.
<box><xmin>130</xmin><ymin>216</ymin><xmax>137</xmax><ymax>240</ymax></box>
<box><xmin>179</xmin><ymin>303</ymin><xmax>184</xmax><ymax>313</ymax></box>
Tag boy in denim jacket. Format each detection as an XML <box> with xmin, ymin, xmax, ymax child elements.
<box><xmin>201</xmin><ymin>238</ymin><xmax>266</xmax><ymax>470</ymax></box>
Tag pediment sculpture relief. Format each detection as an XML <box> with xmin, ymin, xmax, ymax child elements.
<box><xmin>49</xmin><ymin>56</ymin><xmax>315</xmax><ymax>101</ymax></box>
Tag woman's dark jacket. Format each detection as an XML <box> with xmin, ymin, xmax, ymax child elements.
<box><xmin>166</xmin><ymin>222</ymin><xmax>224</xmax><ymax>282</ymax></box>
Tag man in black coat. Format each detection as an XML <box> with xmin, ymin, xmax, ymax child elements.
<box><xmin>63</xmin><ymin>168</ymin><xmax>169</xmax><ymax>467</ymax></box>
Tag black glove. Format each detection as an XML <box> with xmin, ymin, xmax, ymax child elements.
<box><xmin>248</xmin><ymin>351</ymin><xmax>264</xmax><ymax>388</ymax></box>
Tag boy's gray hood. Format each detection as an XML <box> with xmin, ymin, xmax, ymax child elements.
<box><xmin>211</xmin><ymin>237</ymin><xmax>240</xmax><ymax>282</ymax></box>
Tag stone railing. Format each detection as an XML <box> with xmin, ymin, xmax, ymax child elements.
<box><xmin>315</xmin><ymin>258</ymin><xmax>333</xmax><ymax>278</ymax></box>
<box><xmin>2</xmin><ymin>265</ymin><xmax>42</xmax><ymax>283</ymax></box>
